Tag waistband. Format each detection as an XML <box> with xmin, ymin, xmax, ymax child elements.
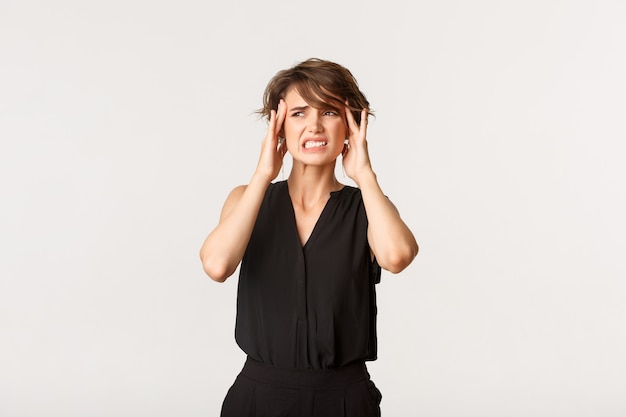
<box><xmin>239</xmin><ymin>357</ymin><xmax>370</xmax><ymax>388</ymax></box>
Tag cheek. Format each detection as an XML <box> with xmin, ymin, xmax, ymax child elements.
<box><xmin>333</xmin><ymin>122</ymin><xmax>348</xmax><ymax>138</ymax></box>
<box><xmin>283</xmin><ymin>119</ymin><xmax>301</xmax><ymax>136</ymax></box>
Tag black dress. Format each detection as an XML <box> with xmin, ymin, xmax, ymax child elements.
<box><xmin>221</xmin><ymin>180</ymin><xmax>383</xmax><ymax>416</ymax></box>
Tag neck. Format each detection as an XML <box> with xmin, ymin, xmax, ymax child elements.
<box><xmin>287</xmin><ymin>162</ymin><xmax>343</xmax><ymax>209</ymax></box>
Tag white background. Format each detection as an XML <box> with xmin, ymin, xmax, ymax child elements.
<box><xmin>1</xmin><ymin>0</ymin><xmax>625</xmax><ymax>416</ymax></box>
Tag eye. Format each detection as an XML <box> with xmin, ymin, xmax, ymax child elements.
<box><xmin>324</xmin><ymin>110</ymin><xmax>339</xmax><ymax>116</ymax></box>
<box><xmin>291</xmin><ymin>111</ymin><xmax>305</xmax><ymax>117</ymax></box>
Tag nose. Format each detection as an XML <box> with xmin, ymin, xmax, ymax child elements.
<box><xmin>307</xmin><ymin>113</ymin><xmax>323</xmax><ymax>133</ymax></box>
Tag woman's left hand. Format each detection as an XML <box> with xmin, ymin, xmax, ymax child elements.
<box><xmin>342</xmin><ymin>106</ymin><xmax>374</xmax><ymax>186</ymax></box>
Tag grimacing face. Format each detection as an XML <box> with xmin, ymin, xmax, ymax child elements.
<box><xmin>281</xmin><ymin>88</ymin><xmax>347</xmax><ymax>167</ymax></box>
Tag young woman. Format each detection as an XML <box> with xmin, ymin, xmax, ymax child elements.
<box><xmin>200</xmin><ymin>58</ymin><xmax>418</xmax><ymax>417</ymax></box>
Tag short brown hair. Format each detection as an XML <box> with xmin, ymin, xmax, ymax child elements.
<box><xmin>257</xmin><ymin>58</ymin><xmax>372</xmax><ymax>125</ymax></box>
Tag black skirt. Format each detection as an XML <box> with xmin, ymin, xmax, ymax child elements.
<box><xmin>220</xmin><ymin>357</ymin><xmax>382</xmax><ymax>417</ymax></box>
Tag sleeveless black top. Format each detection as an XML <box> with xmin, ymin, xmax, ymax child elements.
<box><xmin>235</xmin><ymin>181</ymin><xmax>381</xmax><ymax>370</ymax></box>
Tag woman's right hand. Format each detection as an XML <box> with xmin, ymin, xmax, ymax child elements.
<box><xmin>255</xmin><ymin>99</ymin><xmax>288</xmax><ymax>182</ymax></box>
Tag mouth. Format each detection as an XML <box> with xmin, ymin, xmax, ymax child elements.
<box><xmin>303</xmin><ymin>140</ymin><xmax>328</xmax><ymax>149</ymax></box>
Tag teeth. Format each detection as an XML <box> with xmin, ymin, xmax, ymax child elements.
<box><xmin>304</xmin><ymin>141</ymin><xmax>327</xmax><ymax>149</ymax></box>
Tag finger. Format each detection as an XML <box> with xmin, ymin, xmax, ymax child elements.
<box><xmin>276</xmin><ymin>99</ymin><xmax>287</xmax><ymax>129</ymax></box>
<box><xmin>268</xmin><ymin>101</ymin><xmax>285</xmax><ymax>148</ymax></box>
<box><xmin>359</xmin><ymin>109</ymin><xmax>368</xmax><ymax>136</ymax></box>
<box><xmin>269</xmin><ymin>109</ymin><xmax>277</xmax><ymax>134</ymax></box>
<box><xmin>271</xmin><ymin>99</ymin><xmax>285</xmax><ymax>143</ymax></box>
<box><xmin>344</xmin><ymin>104</ymin><xmax>358</xmax><ymax>135</ymax></box>
<box><xmin>275</xmin><ymin>101</ymin><xmax>288</xmax><ymax>151</ymax></box>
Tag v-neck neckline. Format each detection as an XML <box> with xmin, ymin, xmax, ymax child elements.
<box><xmin>284</xmin><ymin>181</ymin><xmax>345</xmax><ymax>250</ymax></box>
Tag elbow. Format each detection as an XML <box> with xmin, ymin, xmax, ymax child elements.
<box><xmin>203</xmin><ymin>262</ymin><xmax>232</xmax><ymax>283</ymax></box>
<box><xmin>380</xmin><ymin>243</ymin><xmax>418</xmax><ymax>274</ymax></box>
<box><xmin>381</xmin><ymin>256</ymin><xmax>411</xmax><ymax>274</ymax></box>
<box><xmin>200</xmin><ymin>255</ymin><xmax>234</xmax><ymax>283</ymax></box>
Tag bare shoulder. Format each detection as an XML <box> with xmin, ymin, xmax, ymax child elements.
<box><xmin>219</xmin><ymin>185</ymin><xmax>247</xmax><ymax>221</ymax></box>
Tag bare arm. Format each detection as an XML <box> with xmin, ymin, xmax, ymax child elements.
<box><xmin>343</xmin><ymin>107</ymin><xmax>418</xmax><ymax>274</ymax></box>
<box><xmin>199</xmin><ymin>176</ymin><xmax>270</xmax><ymax>282</ymax></box>
<box><xmin>199</xmin><ymin>100</ymin><xmax>287</xmax><ymax>282</ymax></box>
<box><xmin>359</xmin><ymin>172</ymin><xmax>418</xmax><ymax>274</ymax></box>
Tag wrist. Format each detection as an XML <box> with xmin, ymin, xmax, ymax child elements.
<box><xmin>250</xmin><ymin>170</ymin><xmax>275</xmax><ymax>188</ymax></box>
<box><xmin>353</xmin><ymin>168</ymin><xmax>377</xmax><ymax>188</ymax></box>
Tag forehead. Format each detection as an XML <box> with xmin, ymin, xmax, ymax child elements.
<box><xmin>284</xmin><ymin>88</ymin><xmax>308</xmax><ymax>105</ymax></box>
<box><xmin>283</xmin><ymin>87</ymin><xmax>339</xmax><ymax>110</ymax></box>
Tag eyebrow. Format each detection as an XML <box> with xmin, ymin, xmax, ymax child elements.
<box><xmin>290</xmin><ymin>104</ymin><xmax>341</xmax><ymax>112</ymax></box>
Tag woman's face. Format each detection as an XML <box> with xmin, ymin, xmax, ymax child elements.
<box><xmin>281</xmin><ymin>88</ymin><xmax>347</xmax><ymax>166</ymax></box>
